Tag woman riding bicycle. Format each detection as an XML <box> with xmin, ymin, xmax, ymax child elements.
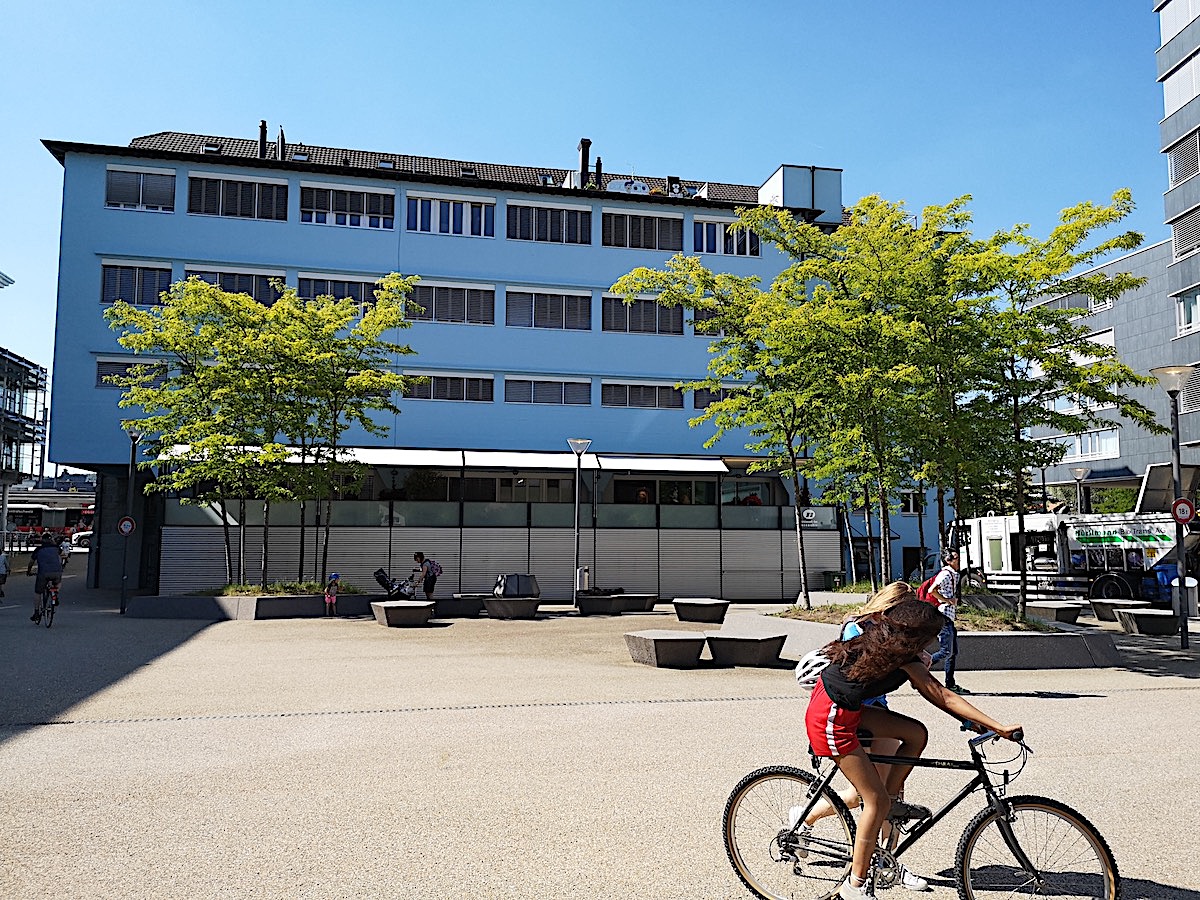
<box><xmin>27</xmin><ymin>532</ymin><xmax>64</xmax><ymax>624</ymax></box>
<box><xmin>804</xmin><ymin>599</ymin><xmax>1021</xmax><ymax>900</ymax></box>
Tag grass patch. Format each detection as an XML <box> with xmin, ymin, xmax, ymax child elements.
<box><xmin>199</xmin><ymin>580</ymin><xmax>362</xmax><ymax>597</ymax></box>
<box><xmin>776</xmin><ymin>599</ymin><xmax>1055</xmax><ymax>632</ymax></box>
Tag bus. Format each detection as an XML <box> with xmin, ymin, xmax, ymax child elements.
<box><xmin>3</xmin><ymin>502</ymin><xmax>95</xmax><ymax>550</ymax></box>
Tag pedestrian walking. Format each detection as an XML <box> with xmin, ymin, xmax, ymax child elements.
<box><xmin>324</xmin><ymin>573</ymin><xmax>340</xmax><ymax>616</ymax></box>
<box><xmin>928</xmin><ymin>549</ymin><xmax>969</xmax><ymax>694</ymax></box>
<box><xmin>0</xmin><ymin>547</ymin><xmax>9</xmax><ymax>598</ymax></box>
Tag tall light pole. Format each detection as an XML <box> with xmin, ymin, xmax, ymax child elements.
<box><xmin>1151</xmin><ymin>364</ymin><xmax>1196</xmax><ymax>649</ymax></box>
<box><xmin>1070</xmin><ymin>466</ymin><xmax>1090</xmax><ymax>515</ymax></box>
<box><xmin>567</xmin><ymin>438</ymin><xmax>591</xmax><ymax>607</ymax></box>
<box><xmin>119</xmin><ymin>428</ymin><xmax>140</xmax><ymax>615</ymax></box>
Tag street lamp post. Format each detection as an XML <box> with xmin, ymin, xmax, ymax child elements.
<box><xmin>567</xmin><ymin>438</ymin><xmax>591</xmax><ymax>607</ymax></box>
<box><xmin>1151</xmin><ymin>364</ymin><xmax>1197</xmax><ymax>649</ymax></box>
<box><xmin>119</xmin><ymin>428</ymin><xmax>140</xmax><ymax>615</ymax></box>
<box><xmin>1070</xmin><ymin>466</ymin><xmax>1090</xmax><ymax>515</ymax></box>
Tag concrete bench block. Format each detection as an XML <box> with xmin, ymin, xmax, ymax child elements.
<box><xmin>617</xmin><ymin>593</ymin><xmax>658</xmax><ymax>612</ymax></box>
<box><xmin>624</xmin><ymin>630</ymin><xmax>706</xmax><ymax>668</ymax></box>
<box><xmin>576</xmin><ymin>595</ymin><xmax>625</xmax><ymax>616</ymax></box>
<box><xmin>705</xmin><ymin>632</ymin><xmax>788</xmax><ymax>667</ymax></box>
<box><xmin>1089</xmin><ymin>599</ymin><xmax>1151</xmax><ymax>622</ymax></box>
<box><xmin>371</xmin><ymin>600</ymin><xmax>435</xmax><ymax>627</ymax></box>
<box><xmin>1116</xmin><ymin>609</ymin><xmax>1180</xmax><ymax>636</ymax></box>
<box><xmin>483</xmin><ymin>597</ymin><xmax>541</xmax><ymax>620</ymax></box>
<box><xmin>673</xmin><ymin>598</ymin><xmax>729</xmax><ymax>623</ymax></box>
<box><xmin>1025</xmin><ymin>601</ymin><xmax>1085</xmax><ymax>624</ymax></box>
<box><xmin>436</xmin><ymin>597</ymin><xmax>485</xmax><ymax>618</ymax></box>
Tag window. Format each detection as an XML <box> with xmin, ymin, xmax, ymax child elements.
<box><xmin>96</xmin><ymin>360</ymin><xmax>166</xmax><ymax>388</ymax></box>
<box><xmin>1047</xmin><ymin>428</ymin><xmax>1120</xmax><ymax>462</ymax></box>
<box><xmin>693</xmin><ymin>220</ymin><xmax>760</xmax><ymax>257</ymax></box>
<box><xmin>186</xmin><ymin>269</ymin><xmax>282</xmax><ymax>306</ymax></box>
<box><xmin>404</xmin><ymin>374</ymin><xmax>494</xmax><ymax>402</ymax></box>
<box><xmin>408</xmin><ymin>285</ymin><xmax>495</xmax><ymax>324</ymax></box>
<box><xmin>187</xmin><ymin>176</ymin><xmax>288</xmax><ymax>220</ymax></box>
<box><xmin>1169</xmin><ymin>132</ymin><xmax>1200</xmax><ymax>186</ymax></box>
<box><xmin>301</xmin><ymin>186</ymin><xmax>394</xmax><ymax>228</ymax></box>
<box><xmin>659</xmin><ymin>480</ymin><xmax>716</xmax><ymax>505</ymax></box>
<box><xmin>106</xmin><ymin>168</ymin><xmax>175</xmax><ymax>212</ymax></box>
<box><xmin>505</xmin><ymin>292</ymin><xmax>591</xmax><ymax>330</ymax></box>
<box><xmin>600</xmin><ymin>382</ymin><xmax>684</xmax><ymax>409</ymax></box>
<box><xmin>101</xmin><ymin>265</ymin><xmax>172</xmax><ymax>305</ymax></box>
<box><xmin>1172</xmin><ymin>206</ymin><xmax>1200</xmax><ymax>258</ymax></box>
<box><xmin>601</xmin><ymin>297</ymin><xmax>683</xmax><ymax>335</ymax></box>
<box><xmin>693</xmin><ymin>387</ymin><xmax>738</xmax><ymax>409</ymax></box>
<box><xmin>601</xmin><ymin>212</ymin><xmax>684</xmax><ymax>251</ymax></box>
<box><xmin>298</xmin><ymin>277</ymin><xmax>379</xmax><ymax>315</ymax></box>
<box><xmin>405</xmin><ymin>195</ymin><xmax>495</xmax><ymax>237</ymax></box>
<box><xmin>1181</xmin><ymin>367</ymin><xmax>1200</xmax><ymax>414</ymax></box>
<box><xmin>691</xmin><ymin>306</ymin><xmax>723</xmax><ymax>336</ymax></box>
<box><xmin>899</xmin><ymin>491</ymin><xmax>923</xmax><ymax>516</ymax></box>
<box><xmin>506</xmin><ymin>204</ymin><xmax>591</xmax><ymax>244</ymax></box>
<box><xmin>497</xmin><ymin>477</ymin><xmax>574</xmax><ymax>503</ymax></box>
<box><xmin>1165</xmin><ymin>51</ymin><xmax>1200</xmax><ymax>117</ymax></box>
<box><xmin>1178</xmin><ymin>289</ymin><xmax>1200</xmax><ymax>335</ymax></box>
<box><xmin>1162</xmin><ymin>0</ymin><xmax>1200</xmax><ymax>45</ymax></box>
<box><xmin>504</xmin><ymin>379</ymin><xmax>591</xmax><ymax>405</ymax></box>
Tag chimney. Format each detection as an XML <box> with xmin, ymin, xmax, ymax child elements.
<box><xmin>577</xmin><ymin>138</ymin><xmax>591</xmax><ymax>190</ymax></box>
<box><xmin>594</xmin><ymin>156</ymin><xmax>603</xmax><ymax>190</ymax></box>
<box><xmin>258</xmin><ymin>120</ymin><xmax>268</xmax><ymax>159</ymax></box>
<box><xmin>277</xmin><ymin>126</ymin><xmax>286</xmax><ymax>160</ymax></box>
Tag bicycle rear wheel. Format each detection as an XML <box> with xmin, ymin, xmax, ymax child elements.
<box><xmin>42</xmin><ymin>592</ymin><xmax>55</xmax><ymax>628</ymax></box>
<box><xmin>723</xmin><ymin>765</ymin><xmax>856</xmax><ymax>900</ymax></box>
<box><xmin>955</xmin><ymin>795</ymin><xmax>1120</xmax><ymax>900</ymax></box>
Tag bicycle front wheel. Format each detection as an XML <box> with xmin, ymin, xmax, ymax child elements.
<box><xmin>723</xmin><ymin>765</ymin><xmax>856</xmax><ymax>900</ymax></box>
<box><xmin>955</xmin><ymin>795</ymin><xmax>1120</xmax><ymax>900</ymax></box>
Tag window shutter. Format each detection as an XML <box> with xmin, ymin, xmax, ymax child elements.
<box><xmin>140</xmin><ymin>268</ymin><xmax>171</xmax><ymax>305</ymax></box>
<box><xmin>694</xmin><ymin>388</ymin><xmax>715</xmax><ymax>409</ymax></box>
<box><xmin>96</xmin><ymin>360</ymin><xmax>133</xmax><ymax>386</ymax></box>
<box><xmin>406</xmin><ymin>378</ymin><xmax>432</xmax><ymax>399</ymax></box>
<box><xmin>466</xmin><ymin>378</ymin><xmax>493</xmax><ymax>402</ymax></box>
<box><xmin>563</xmin><ymin>381</ymin><xmax>590</xmax><ymax>405</ymax></box>
<box><xmin>1173</xmin><ymin>134</ymin><xmax>1200</xmax><ymax>185</ymax></box>
<box><xmin>659</xmin><ymin>217</ymin><xmax>683</xmax><ymax>251</ymax></box>
<box><xmin>602</xmin><ymin>213</ymin><xmax>616</xmax><ymax>246</ymax></box>
<box><xmin>602</xmin><ymin>297</ymin><xmax>626</xmax><ymax>332</ymax></box>
<box><xmin>506</xmin><ymin>291</ymin><xmax>533</xmax><ymax>327</ymax></box>
<box><xmin>505</xmin><ymin>379</ymin><xmax>533</xmax><ymax>403</ymax></box>
<box><xmin>601</xmin><ymin>383</ymin><xmax>627</xmax><ymax>406</ymax></box>
<box><xmin>141</xmin><ymin>173</ymin><xmax>175</xmax><ymax>210</ymax></box>
<box><xmin>658</xmin><ymin>305</ymin><xmax>683</xmax><ymax>334</ymax></box>
<box><xmin>579</xmin><ymin>211</ymin><xmax>591</xmax><ymax>244</ymax></box>
<box><xmin>628</xmin><ymin>216</ymin><xmax>645</xmax><ymax>249</ymax></box>
<box><xmin>629</xmin><ymin>385</ymin><xmax>657</xmax><ymax>408</ymax></box>
<box><xmin>106</xmin><ymin>170</ymin><xmax>142</xmax><ymax>206</ymax></box>
<box><xmin>101</xmin><ymin>266</ymin><xmax>135</xmax><ymax>304</ymax></box>
<box><xmin>507</xmin><ymin>205</ymin><xmax>520</xmax><ymax>238</ymax></box>
<box><xmin>533</xmin><ymin>381</ymin><xmax>562</xmax><ymax>404</ymax></box>
<box><xmin>467</xmin><ymin>288</ymin><xmax>494</xmax><ymax>324</ymax></box>
<box><xmin>534</xmin><ymin>293</ymin><xmax>564</xmax><ymax>329</ymax></box>
<box><xmin>1173</xmin><ymin>207</ymin><xmax>1200</xmax><ymax>258</ymax></box>
<box><xmin>629</xmin><ymin>299</ymin><xmax>657</xmax><ymax>333</ymax></box>
<box><xmin>658</xmin><ymin>386</ymin><xmax>684</xmax><ymax>408</ymax></box>
<box><xmin>564</xmin><ymin>295</ymin><xmax>591</xmax><ymax>330</ymax></box>
<box><xmin>534</xmin><ymin>207</ymin><xmax>550</xmax><ymax>242</ymax></box>
<box><xmin>433</xmin><ymin>377</ymin><xmax>461</xmax><ymax>400</ymax></box>
<box><xmin>437</xmin><ymin>287</ymin><xmax>466</xmax><ymax>322</ymax></box>
<box><xmin>410</xmin><ymin>285</ymin><xmax>434</xmax><ymax>320</ymax></box>
<box><xmin>188</xmin><ymin>177</ymin><xmax>219</xmax><ymax>215</ymax></box>
<box><xmin>1182</xmin><ymin>368</ymin><xmax>1200</xmax><ymax>414</ymax></box>
<box><xmin>549</xmin><ymin>209</ymin><xmax>564</xmax><ymax>242</ymax></box>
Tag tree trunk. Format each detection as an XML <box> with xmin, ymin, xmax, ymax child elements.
<box><xmin>877</xmin><ymin>486</ymin><xmax>893</xmax><ymax>583</ymax></box>
<box><xmin>261</xmin><ymin>499</ymin><xmax>270</xmax><ymax>590</ymax></box>
<box><xmin>297</xmin><ymin>496</ymin><xmax>306</xmax><ymax>583</ymax></box>
<box><xmin>320</xmin><ymin>492</ymin><xmax>333</xmax><ymax>584</ymax></box>
<box><xmin>862</xmin><ymin>484</ymin><xmax>879</xmax><ymax>592</ymax></box>
<box><xmin>220</xmin><ymin>498</ymin><xmax>233</xmax><ymax>585</ymax></box>
<box><xmin>1012</xmin><ymin>388</ymin><xmax>1029</xmax><ymax>619</ymax></box>
<box><xmin>789</xmin><ymin>459</ymin><xmax>811</xmax><ymax>609</ymax></box>
<box><xmin>916</xmin><ymin>481</ymin><xmax>928</xmax><ymax>580</ymax></box>
<box><xmin>936</xmin><ymin>485</ymin><xmax>947</xmax><ymax>553</ymax></box>
<box><xmin>842</xmin><ymin>501</ymin><xmax>859</xmax><ymax>584</ymax></box>
<box><xmin>237</xmin><ymin>497</ymin><xmax>246</xmax><ymax>585</ymax></box>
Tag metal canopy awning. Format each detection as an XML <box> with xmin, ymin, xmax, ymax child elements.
<box><xmin>464</xmin><ymin>450</ymin><xmax>598</xmax><ymax>470</ymax></box>
<box><xmin>596</xmin><ymin>455</ymin><xmax>728</xmax><ymax>473</ymax></box>
<box><xmin>351</xmin><ymin>448</ymin><xmax>463</xmax><ymax>467</ymax></box>
<box><xmin>1135</xmin><ymin>462</ymin><xmax>1200</xmax><ymax>513</ymax></box>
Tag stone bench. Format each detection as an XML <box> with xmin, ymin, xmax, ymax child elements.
<box><xmin>624</xmin><ymin>630</ymin><xmax>707</xmax><ymax>668</ymax></box>
<box><xmin>1025</xmin><ymin>601</ymin><xmax>1085</xmax><ymax>624</ymax></box>
<box><xmin>617</xmin><ymin>593</ymin><xmax>658</xmax><ymax>613</ymax></box>
<box><xmin>371</xmin><ymin>600</ymin><xmax>435</xmax><ymax>627</ymax></box>
<box><xmin>1116</xmin><ymin>609</ymin><xmax>1180</xmax><ymax>636</ymax></box>
<box><xmin>576</xmin><ymin>595</ymin><xmax>625</xmax><ymax>616</ymax></box>
<box><xmin>673</xmin><ymin>597</ymin><xmax>729</xmax><ymax>623</ymax></box>
<box><xmin>483</xmin><ymin>597</ymin><xmax>541</xmax><ymax>620</ymax></box>
<box><xmin>705</xmin><ymin>632</ymin><xmax>788</xmax><ymax>667</ymax></box>
<box><xmin>1089</xmin><ymin>598</ymin><xmax>1151</xmax><ymax>622</ymax></box>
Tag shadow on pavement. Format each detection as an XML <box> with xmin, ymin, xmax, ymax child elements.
<box><xmin>0</xmin><ymin>576</ymin><xmax>213</xmax><ymax>738</ymax></box>
<box><xmin>1113</xmin><ymin>635</ymin><xmax>1200</xmax><ymax>679</ymax></box>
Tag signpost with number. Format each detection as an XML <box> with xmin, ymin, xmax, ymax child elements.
<box><xmin>1172</xmin><ymin>498</ymin><xmax>1195</xmax><ymax>525</ymax></box>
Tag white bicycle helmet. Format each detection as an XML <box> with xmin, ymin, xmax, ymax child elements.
<box><xmin>795</xmin><ymin>648</ymin><xmax>830</xmax><ymax>690</ymax></box>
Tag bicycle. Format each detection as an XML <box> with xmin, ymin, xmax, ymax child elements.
<box><xmin>723</xmin><ymin>729</ymin><xmax>1119</xmax><ymax>900</ymax></box>
<box><xmin>36</xmin><ymin>579</ymin><xmax>59</xmax><ymax>628</ymax></box>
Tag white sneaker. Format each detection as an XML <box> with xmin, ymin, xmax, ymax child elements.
<box><xmin>786</xmin><ymin>806</ymin><xmax>812</xmax><ymax>858</ymax></box>
<box><xmin>839</xmin><ymin>878</ymin><xmax>877</xmax><ymax>900</ymax></box>
<box><xmin>899</xmin><ymin>864</ymin><xmax>929</xmax><ymax>892</ymax></box>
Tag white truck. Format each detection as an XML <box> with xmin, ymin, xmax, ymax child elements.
<box><xmin>957</xmin><ymin>464</ymin><xmax>1198</xmax><ymax>604</ymax></box>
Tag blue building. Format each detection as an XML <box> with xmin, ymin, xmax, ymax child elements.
<box><xmin>44</xmin><ymin>123</ymin><xmax>930</xmax><ymax>598</ymax></box>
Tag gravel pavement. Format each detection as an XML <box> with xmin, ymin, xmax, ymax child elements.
<box><xmin>2</xmin><ymin>576</ymin><xmax>1198</xmax><ymax>899</ymax></box>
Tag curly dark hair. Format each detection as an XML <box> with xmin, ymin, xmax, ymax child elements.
<box><xmin>822</xmin><ymin>600</ymin><xmax>946</xmax><ymax>683</ymax></box>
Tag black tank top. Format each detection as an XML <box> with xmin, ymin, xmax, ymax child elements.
<box><xmin>820</xmin><ymin>661</ymin><xmax>912</xmax><ymax>711</ymax></box>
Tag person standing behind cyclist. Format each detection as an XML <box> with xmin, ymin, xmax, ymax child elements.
<box><xmin>794</xmin><ymin>581</ymin><xmax>934</xmax><ymax>892</ymax></box>
<box><xmin>928</xmin><ymin>549</ymin><xmax>969</xmax><ymax>694</ymax></box>
<box><xmin>27</xmin><ymin>533</ymin><xmax>64</xmax><ymax>623</ymax></box>
<box><xmin>804</xmin><ymin>599</ymin><xmax>1021</xmax><ymax>900</ymax></box>
<box><xmin>413</xmin><ymin>552</ymin><xmax>436</xmax><ymax>600</ymax></box>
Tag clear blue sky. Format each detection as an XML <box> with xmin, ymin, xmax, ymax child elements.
<box><xmin>0</xmin><ymin>0</ymin><xmax>1169</xmax><ymax>371</ymax></box>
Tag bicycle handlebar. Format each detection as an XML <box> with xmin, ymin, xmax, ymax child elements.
<box><xmin>967</xmin><ymin>727</ymin><xmax>1028</xmax><ymax>750</ymax></box>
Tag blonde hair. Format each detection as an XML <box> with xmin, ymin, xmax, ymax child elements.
<box><xmin>858</xmin><ymin>581</ymin><xmax>916</xmax><ymax>616</ymax></box>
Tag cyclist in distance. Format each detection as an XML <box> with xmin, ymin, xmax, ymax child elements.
<box><xmin>27</xmin><ymin>532</ymin><xmax>64</xmax><ymax>624</ymax></box>
<box><xmin>804</xmin><ymin>599</ymin><xmax>1021</xmax><ymax>900</ymax></box>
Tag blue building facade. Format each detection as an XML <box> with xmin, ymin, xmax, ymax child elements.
<box><xmin>44</xmin><ymin>124</ymin><xmax>929</xmax><ymax>597</ymax></box>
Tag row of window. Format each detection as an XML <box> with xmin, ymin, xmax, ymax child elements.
<box><xmin>95</xmin><ymin>361</ymin><xmax>727</xmax><ymax>409</ymax></box>
<box><xmin>97</xmin><ymin>265</ymin><xmax>698</xmax><ymax>336</ymax></box>
<box><xmin>105</xmin><ymin>169</ymin><xmax>759</xmax><ymax>254</ymax></box>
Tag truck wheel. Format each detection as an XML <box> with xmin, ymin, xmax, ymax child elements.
<box><xmin>1090</xmin><ymin>574</ymin><xmax>1131</xmax><ymax>600</ymax></box>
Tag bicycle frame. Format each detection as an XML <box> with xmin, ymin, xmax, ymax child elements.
<box><xmin>797</xmin><ymin>732</ymin><xmax>1040</xmax><ymax>881</ymax></box>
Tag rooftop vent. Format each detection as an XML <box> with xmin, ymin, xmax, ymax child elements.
<box><xmin>203</xmin><ymin>142</ymin><xmax>222</xmax><ymax>154</ymax></box>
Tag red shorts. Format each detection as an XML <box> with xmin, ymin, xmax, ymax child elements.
<box><xmin>805</xmin><ymin>679</ymin><xmax>864</xmax><ymax>757</ymax></box>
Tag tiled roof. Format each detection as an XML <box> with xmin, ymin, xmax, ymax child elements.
<box><xmin>126</xmin><ymin>131</ymin><xmax>758</xmax><ymax>203</ymax></box>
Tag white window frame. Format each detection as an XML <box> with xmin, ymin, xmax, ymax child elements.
<box><xmin>504</xmin><ymin>288</ymin><xmax>592</xmax><ymax>330</ymax></box>
<box><xmin>186</xmin><ymin>171</ymin><xmax>289</xmax><ymax>221</ymax></box>
<box><xmin>405</xmin><ymin>191</ymin><xmax>496</xmax><ymax>238</ymax></box>
<box><xmin>1043</xmin><ymin>428</ymin><xmax>1120</xmax><ymax>463</ymax></box>
<box><xmin>407</xmin><ymin>280</ymin><xmax>496</xmax><ymax>325</ymax></box>
<box><xmin>105</xmin><ymin>165</ymin><xmax>176</xmax><ymax>212</ymax></box>
<box><xmin>502</xmin><ymin>377</ymin><xmax>592</xmax><ymax>405</ymax></box>
<box><xmin>505</xmin><ymin>202</ymin><xmax>592</xmax><ymax>244</ymax></box>
<box><xmin>1178</xmin><ymin>288</ymin><xmax>1200</xmax><ymax>336</ymax></box>
<box><xmin>100</xmin><ymin>260</ymin><xmax>174</xmax><ymax>306</ymax></box>
<box><xmin>299</xmin><ymin>181</ymin><xmax>396</xmax><ymax>230</ymax></box>
<box><xmin>692</xmin><ymin>216</ymin><xmax>761</xmax><ymax>257</ymax></box>
<box><xmin>401</xmin><ymin>371</ymin><xmax>495</xmax><ymax>402</ymax></box>
<box><xmin>600</xmin><ymin>380</ymin><xmax>686</xmax><ymax>409</ymax></box>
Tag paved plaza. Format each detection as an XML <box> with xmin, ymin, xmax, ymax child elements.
<box><xmin>2</xmin><ymin>571</ymin><xmax>1199</xmax><ymax>899</ymax></box>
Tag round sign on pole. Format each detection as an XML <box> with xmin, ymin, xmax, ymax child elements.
<box><xmin>1172</xmin><ymin>498</ymin><xmax>1196</xmax><ymax>525</ymax></box>
<box><xmin>117</xmin><ymin>516</ymin><xmax>137</xmax><ymax>537</ymax></box>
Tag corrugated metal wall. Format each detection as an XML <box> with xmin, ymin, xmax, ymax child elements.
<box><xmin>160</xmin><ymin>525</ymin><xmax>842</xmax><ymax>601</ymax></box>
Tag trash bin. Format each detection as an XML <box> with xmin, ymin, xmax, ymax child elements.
<box><xmin>1172</xmin><ymin>576</ymin><xmax>1198</xmax><ymax>617</ymax></box>
<box><xmin>575</xmin><ymin>566</ymin><xmax>590</xmax><ymax>591</ymax></box>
